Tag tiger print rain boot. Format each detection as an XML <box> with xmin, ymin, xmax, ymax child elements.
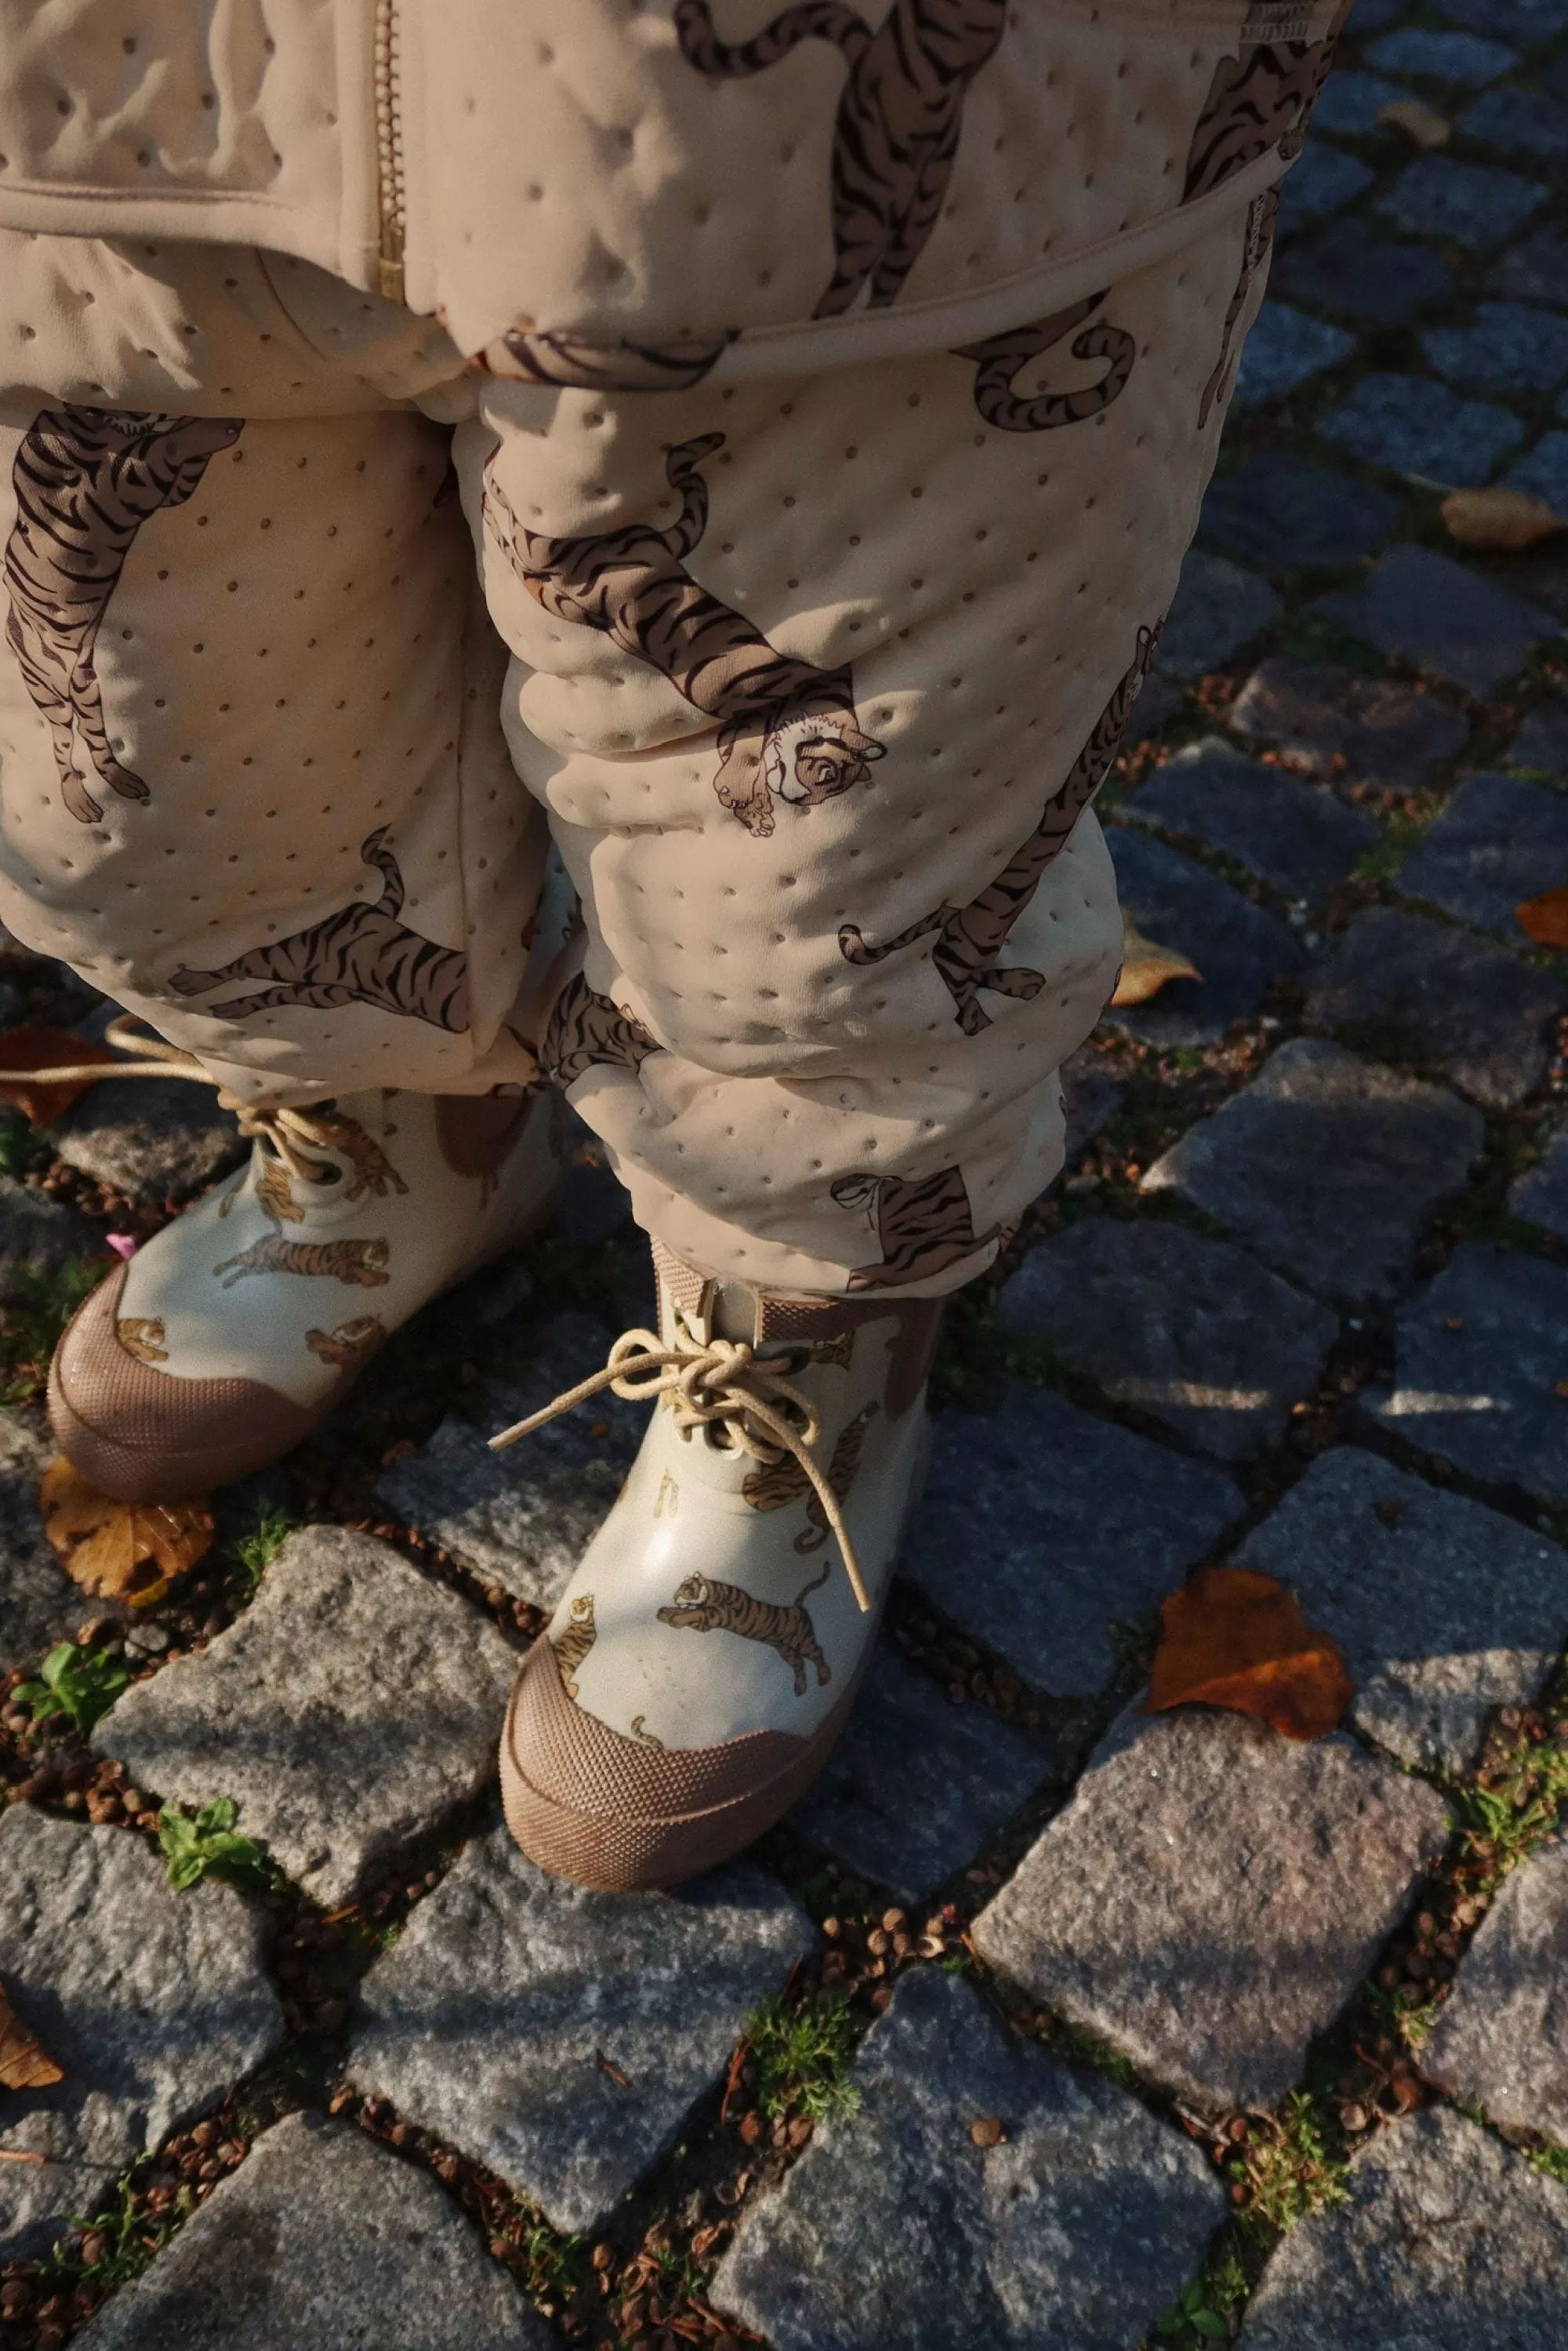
<box><xmin>495</xmin><ymin>1245</ymin><xmax>941</xmax><ymax>1891</ymax></box>
<box><xmin>49</xmin><ymin>1085</ymin><xmax>560</xmax><ymax>1502</ymax></box>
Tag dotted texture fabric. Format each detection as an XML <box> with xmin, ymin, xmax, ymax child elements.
<box><xmin>0</xmin><ymin>0</ymin><xmax>1348</xmax><ymax>364</ymax></box>
<box><xmin>2</xmin><ymin>198</ymin><xmax>1262</xmax><ymax>1292</ymax></box>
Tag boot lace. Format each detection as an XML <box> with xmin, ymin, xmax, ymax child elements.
<box><xmin>2</xmin><ymin>1014</ymin><xmax>350</xmax><ymax>1187</ymax></box>
<box><xmin>489</xmin><ymin>1324</ymin><xmax>870</xmax><ymax>1612</ymax></box>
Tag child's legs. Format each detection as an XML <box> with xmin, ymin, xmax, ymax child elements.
<box><xmin>0</xmin><ymin>234</ymin><xmax>542</xmax><ymax>1110</ymax></box>
<box><xmin>463</xmin><ymin>208</ymin><xmax>1257</xmax><ymax>1298</ymax></box>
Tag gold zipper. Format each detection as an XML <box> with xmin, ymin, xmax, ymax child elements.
<box><xmin>373</xmin><ymin>0</ymin><xmax>406</xmax><ymax>304</ymax></box>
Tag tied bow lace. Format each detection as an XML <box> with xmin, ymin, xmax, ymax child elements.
<box><xmin>489</xmin><ymin>1328</ymin><xmax>871</xmax><ymax>1612</ymax></box>
<box><xmin>1</xmin><ymin>1014</ymin><xmax>351</xmax><ymax>1187</ymax></box>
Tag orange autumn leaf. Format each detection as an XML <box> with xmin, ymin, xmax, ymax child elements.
<box><xmin>38</xmin><ymin>1456</ymin><xmax>212</xmax><ymax>1610</ymax></box>
<box><xmin>1143</xmin><ymin>1563</ymin><xmax>1353</xmax><ymax>1741</ymax></box>
<box><xmin>1517</xmin><ymin>887</ymin><xmax>1568</xmax><ymax>950</ymax></box>
<box><xmin>0</xmin><ymin>1025</ymin><xmax>117</xmax><ymax>1127</ymax></box>
<box><xmin>0</xmin><ymin>1983</ymin><xmax>63</xmax><ymax>2091</ymax></box>
<box><xmin>1441</xmin><ymin>486</ymin><xmax>1564</xmax><ymax>551</ymax></box>
<box><xmin>1110</xmin><ymin>915</ymin><xmax>1202</xmax><ymax>1008</ymax></box>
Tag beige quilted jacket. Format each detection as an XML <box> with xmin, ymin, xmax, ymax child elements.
<box><xmin>0</xmin><ymin>0</ymin><xmax>1345</xmax><ymax>380</ymax></box>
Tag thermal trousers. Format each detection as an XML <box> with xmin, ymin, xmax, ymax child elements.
<box><xmin>0</xmin><ymin>213</ymin><xmax>1265</xmax><ymax>1297</ymax></box>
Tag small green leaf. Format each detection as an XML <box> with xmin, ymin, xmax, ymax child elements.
<box><xmin>1194</xmin><ymin>2315</ymin><xmax>1229</xmax><ymax>2339</ymax></box>
<box><xmin>154</xmin><ymin>1797</ymin><xmax>272</xmax><ymax>1893</ymax></box>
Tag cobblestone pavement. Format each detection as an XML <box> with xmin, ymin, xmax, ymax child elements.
<box><xmin>5</xmin><ymin>7</ymin><xmax>1568</xmax><ymax>2345</ymax></box>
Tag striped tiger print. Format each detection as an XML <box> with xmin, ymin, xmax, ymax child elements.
<box><xmin>839</xmin><ymin>627</ymin><xmax>1157</xmax><ymax>1034</ymax></box>
<box><xmin>658</xmin><ymin>1564</ymin><xmax>832</xmax><ymax>1696</ymax></box>
<box><xmin>1183</xmin><ymin>2</ymin><xmax>1349</xmax><ymax>205</ymax></box>
<box><xmin>304</xmin><ymin>1317</ymin><xmax>387</xmax><ymax>1367</ymax></box>
<box><xmin>253</xmin><ymin>1157</ymin><xmax>299</xmax><ymax>1226</ymax></box>
<box><xmin>542</xmin><ymin>971</ymin><xmax>663</xmax><ymax>1089</ymax></box>
<box><xmin>481</xmin><ymin>329</ymin><xmax>735</xmax><ymax>391</ymax></box>
<box><xmin>550</xmin><ymin>1594</ymin><xmax>597</xmax><ymax>1699</ymax></box>
<box><xmin>831</xmin><ymin>1165</ymin><xmax>999</xmax><ymax>1292</ymax></box>
<box><xmin>956</xmin><ymin>295</ymin><xmax>1136</xmax><ymax>434</ymax></box>
<box><xmin>168</xmin><ymin>830</ymin><xmax>470</xmax><ymax>1032</ymax></box>
<box><xmin>304</xmin><ymin>1110</ymin><xmax>408</xmax><ymax>1202</ymax></box>
<box><xmin>676</xmin><ymin>0</ymin><xmax>1007</xmax><ymax>318</ymax></box>
<box><xmin>212</xmin><ymin>1234</ymin><xmax>390</xmax><ymax>1290</ymax></box>
<box><xmin>742</xmin><ymin>1401</ymin><xmax>880</xmax><ymax>1552</ymax></box>
<box><xmin>485</xmin><ymin>434</ymin><xmax>883</xmax><ymax>838</ymax></box>
<box><xmin>5</xmin><ymin>407</ymin><xmax>243</xmax><ymax>825</ymax></box>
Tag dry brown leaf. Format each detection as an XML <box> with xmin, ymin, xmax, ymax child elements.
<box><xmin>1518</xmin><ymin>886</ymin><xmax>1568</xmax><ymax>949</ymax></box>
<box><xmin>1142</xmin><ymin>1562</ymin><xmax>1353</xmax><ymax>1741</ymax></box>
<box><xmin>1377</xmin><ymin>98</ymin><xmax>1450</xmax><ymax>150</ymax></box>
<box><xmin>1441</xmin><ymin>486</ymin><xmax>1564</xmax><ymax>551</ymax></box>
<box><xmin>38</xmin><ymin>1455</ymin><xmax>212</xmax><ymax>1608</ymax></box>
<box><xmin>0</xmin><ymin>1983</ymin><xmax>63</xmax><ymax>2091</ymax></box>
<box><xmin>1111</xmin><ymin>914</ymin><xmax>1201</xmax><ymax>1008</ymax></box>
<box><xmin>0</xmin><ymin>1025</ymin><xmax>116</xmax><ymax>1127</ymax></box>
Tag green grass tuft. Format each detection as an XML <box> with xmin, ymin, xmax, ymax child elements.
<box><xmin>1229</xmin><ymin>2091</ymin><xmax>1348</xmax><ymax>2236</ymax></box>
<box><xmin>56</xmin><ymin>2171</ymin><xmax>179</xmax><ymax>2293</ymax></box>
<box><xmin>0</xmin><ymin>1255</ymin><xmax>103</xmax><ymax>1405</ymax></box>
<box><xmin>745</xmin><ymin>1988</ymin><xmax>862</xmax><ymax>2128</ymax></box>
<box><xmin>228</xmin><ymin>1505</ymin><xmax>299</xmax><ymax>1595</ymax></box>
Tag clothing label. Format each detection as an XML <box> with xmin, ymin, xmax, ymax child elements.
<box><xmin>1241</xmin><ymin>2</ymin><xmax>1311</xmax><ymax>38</ymax></box>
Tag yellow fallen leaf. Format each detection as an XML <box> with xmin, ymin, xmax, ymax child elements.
<box><xmin>1518</xmin><ymin>886</ymin><xmax>1568</xmax><ymax>949</ymax></box>
<box><xmin>38</xmin><ymin>1456</ymin><xmax>212</xmax><ymax>1609</ymax></box>
<box><xmin>0</xmin><ymin>1982</ymin><xmax>63</xmax><ymax>2090</ymax></box>
<box><xmin>1377</xmin><ymin>98</ymin><xmax>1450</xmax><ymax>151</ymax></box>
<box><xmin>1441</xmin><ymin>486</ymin><xmax>1564</xmax><ymax>551</ymax></box>
<box><xmin>1143</xmin><ymin>1563</ymin><xmax>1354</xmax><ymax>1742</ymax></box>
<box><xmin>1111</xmin><ymin>914</ymin><xmax>1201</xmax><ymax>1007</ymax></box>
<box><xmin>0</xmin><ymin>1025</ymin><xmax>116</xmax><ymax>1127</ymax></box>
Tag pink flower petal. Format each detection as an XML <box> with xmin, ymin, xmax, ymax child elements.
<box><xmin>105</xmin><ymin>1233</ymin><xmax>139</xmax><ymax>1261</ymax></box>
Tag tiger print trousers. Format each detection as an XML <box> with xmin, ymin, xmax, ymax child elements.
<box><xmin>0</xmin><ymin>216</ymin><xmax>1265</xmax><ymax>1298</ymax></box>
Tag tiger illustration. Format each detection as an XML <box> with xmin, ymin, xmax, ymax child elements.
<box><xmin>541</xmin><ymin>971</ymin><xmax>664</xmax><ymax>1089</ymax></box>
<box><xmin>304</xmin><ymin>1317</ymin><xmax>387</xmax><ymax>1367</ymax></box>
<box><xmin>742</xmin><ymin>1401</ymin><xmax>880</xmax><ymax>1553</ymax></box>
<box><xmin>252</xmin><ymin>1157</ymin><xmax>299</xmax><ymax>1226</ymax></box>
<box><xmin>168</xmin><ymin>830</ymin><xmax>470</xmax><ymax>1031</ymax></box>
<box><xmin>804</xmin><ymin>1329</ymin><xmax>855</xmax><ymax>1373</ymax></box>
<box><xmin>550</xmin><ymin>1594</ymin><xmax>597</xmax><ymax>1699</ymax></box>
<box><xmin>5</xmin><ymin>407</ymin><xmax>243</xmax><ymax>824</ymax></box>
<box><xmin>303</xmin><ymin>1109</ymin><xmax>407</xmax><ymax>1201</ymax></box>
<box><xmin>1183</xmin><ymin>1</ymin><xmax>1349</xmax><ymax>205</ymax></box>
<box><xmin>478</xmin><ymin>329</ymin><xmax>736</xmax><ymax>391</ymax></box>
<box><xmin>956</xmin><ymin>295</ymin><xmax>1137</xmax><ymax>434</ymax></box>
<box><xmin>485</xmin><ymin>434</ymin><xmax>883</xmax><ymax>839</ymax></box>
<box><xmin>676</xmin><ymin>0</ymin><xmax>1007</xmax><ymax>318</ymax></box>
<box><xmin>658</xmin><ymin>1564</ymin><xmax>832</xmax><ymax>1696</ymax></box>
<box><xmin>115</xmin><ymin>1317</ymin><xmax>168</xmax><ymax>1364</ymax></box>
<box><xmin>832</xmin><ymin>1165</ymin><xmax>998</xmax><ymax>1292</ymax></box>
<box><xmin>1200</xmin><ymin>187</ymin><xmax>1280</xmax><ymax>429</ymax></box>
<box><xmin>212</xmin><ymin>1235</ymin><xmax>390</xmax><ymax>1290</ymax></box>
<box><xmin>839</xmin><ymin>627</ymin><xmax>1156</xmax><ymax>1034</ymax></box>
